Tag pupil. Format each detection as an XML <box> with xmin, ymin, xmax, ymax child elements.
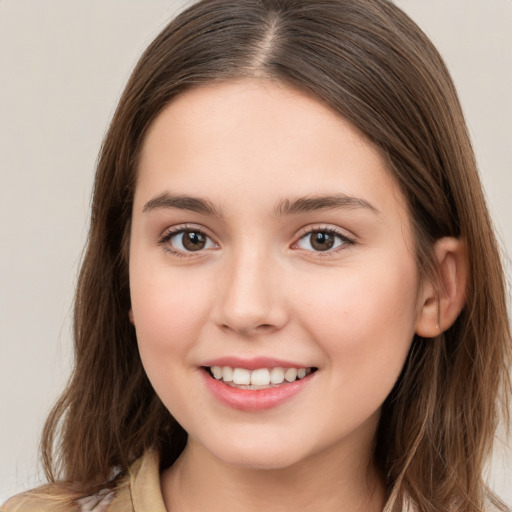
<box><xmin>311</xmin><ymin>231</ymin><xmax>334</xmax><ymax>251</ymax></box>
<box><xmin>183</xmin><ymin>232</ymin><xmax>205</xmax><ymax>251</ymax></box>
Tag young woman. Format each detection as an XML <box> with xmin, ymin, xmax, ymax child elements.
<box><xmin>3</xmin><ymin>0</ymin><xmax>511</xmax><ymax>511</ymax></box>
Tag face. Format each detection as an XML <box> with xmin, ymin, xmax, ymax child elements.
<box><xmin>129</xmin><ymin>80</ymin><xmax>425</xmax><ymax>470</ymax></box>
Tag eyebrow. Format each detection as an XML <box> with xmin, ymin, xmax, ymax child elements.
<box><xmin>142</xmin><ymin>192</ymin><xmax>222</xmax><ymax>216</ymax></box>
<box><xmin>273</xmin><ymin>194</ymin><xmax>379</xmax><ymax>216</ymax></box>
<box><xmin>142</xmin><ymin>192</ymin><xmax>378</xmax><ymax>217</ymax></box>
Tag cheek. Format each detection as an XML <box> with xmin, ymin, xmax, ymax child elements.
<box><xmin>293</xmin><ymin>262</ymin><xmax>419</xmax><ymax>433</ymax></box>
<box><xmin>130</xmin><ymin>268</ymin><xmax>217</xmax><ymax>419</ymax></box>
<box><xmin>295</xmin><ymin>258</ymin><xmax>419</xmax><ymax>373</ymax></box>
<box><xmin>130</xmin><ymin>266</ymin><xmax>213</xmax><ymax>370</ymax></box>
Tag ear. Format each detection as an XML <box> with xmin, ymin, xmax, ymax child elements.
<box><xmin>415</xmin><ymin>237</ymin><xmax>468</xmax><ymax>337</ymax></box>
<box><xmin>129</xmin><ymin>308</ymin><xmax>135</xmax><ymax>325</ymax></box>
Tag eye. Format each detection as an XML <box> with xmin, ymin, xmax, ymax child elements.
<box><xmin>161</xmin><ymin>229</ymin><xmax>216</xmax><ymax>253</ymax></box>
<box><xmin>295</xmin><ymin>229</ymin><xmax>351</xmax><ymax>252</ymax></box>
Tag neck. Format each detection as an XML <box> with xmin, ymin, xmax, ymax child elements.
<box><xmin>161</xmin><ymin>436</ymin><xmax>386</xmax><ymax>512</ymax></box>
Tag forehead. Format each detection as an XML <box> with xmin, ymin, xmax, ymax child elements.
<box><xmin>136</xmin><ymin>80</ymin><xmax>409</xmax><ymax>222</ymax></box>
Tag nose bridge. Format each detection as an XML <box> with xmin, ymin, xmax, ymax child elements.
<box><xmin>216</xmin><ymin>244</ymin><xmax>286</xmax><ymax>335</ymax></box>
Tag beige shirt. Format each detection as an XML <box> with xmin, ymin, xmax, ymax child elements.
<box><xmin>1</xmin><ymin>451</ymin><xmax>165</xmax><ymax>512</ymax></box>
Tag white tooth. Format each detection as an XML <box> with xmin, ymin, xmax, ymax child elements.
<box><xmin>251</xmin><ymin>368</ymin><xmax>271</xmax><ymax>386</ymax></box>
<box><xmin>284</xmin><ymin>368</ymin><xmax>298</xmax><ymax>382</ymax></box>
<box><xmin>222</xmin><ymin>366</ymin><xmax>233</xmax><ymax>382</ymax></box>
<box><xmin>297</xmin><ymin>368</ymin><xmax>307</xmax><ymax>379</ymax></box>
<box><xmin>211</xmin><ymin>366</ymin><xmax>223</xmax><ymax>380</ymax></box>
<box><xmin>232</xmin><ymin>368</ymin><xmax>251</xmax><ymax>385</ymax></box>
<box><xmin>270</xmin><ymin>367</ymin><xmax>285</xmax><ymax>384</ymax></box>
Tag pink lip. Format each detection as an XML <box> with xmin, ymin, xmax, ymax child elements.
<box><xmin>201</xmin><ymin>368</ymin><xmax>315</xmax><ymax>412</ymax></box>
<box><xmin>201</xmin><ymin>356</ymin><xmax>309</xmax><ymax>370</ymax></box>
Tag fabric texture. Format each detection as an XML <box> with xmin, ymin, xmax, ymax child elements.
<box><xmin>1</xmin><ymin>451</ymin><xmax>165</xmax><ymax>512</ymax></box>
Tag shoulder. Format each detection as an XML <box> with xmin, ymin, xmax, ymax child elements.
<box><xmin>1</xmin><ymin>450</ymin><xmax>160</xmax><ymax>512</ymax></box>
<box><xmin>1</xmin><ymin>489</ymin><xmax>74</xmax><ymax>512</ymax></box>
<box><xmin>1</xmin><ymin>483</ymin><xmax>131</xmax><ymax>512</ymax></box>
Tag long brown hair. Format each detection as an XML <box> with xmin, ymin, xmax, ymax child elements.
<box><xmin>41</xmin><ymin>1</ymin><xmax>511</xmax><ymax>510</ymax></box>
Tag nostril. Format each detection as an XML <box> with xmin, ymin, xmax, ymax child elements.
<box><xmin>220</xmin><ymin>322</ymin><xmax>276</xmax><ymax>335</ymax></box>
<box><xmin>252</xmin><ymin>323</ymin><xmax>279</xmax><ymax>335</ymax></box>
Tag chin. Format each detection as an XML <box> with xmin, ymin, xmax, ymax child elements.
<box><xmin>199</xmin><ymin>434</ymin><xmax>308</xmax><ymax>471</ymax></box>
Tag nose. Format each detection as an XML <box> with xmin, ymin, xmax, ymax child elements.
<box><xmin>213</xmin><ymin>250</ymin><xmax>289</xmax><ymax>337</ymax></box>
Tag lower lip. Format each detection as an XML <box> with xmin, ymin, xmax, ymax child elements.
<box><xmin>202</xmin><ymin>370</ymin><xmax>314</xmax><ymax>411</ymax></box>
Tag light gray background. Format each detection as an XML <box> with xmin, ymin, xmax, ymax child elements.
<box><xmin>1</xmin><ymin>0</ymin><xmax>511</xmax><ymax>505</ymax></box>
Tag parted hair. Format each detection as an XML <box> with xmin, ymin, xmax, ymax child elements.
<box><xmin>41</xmin><ymin>1</ymin><xmax>511</xmax><ymax>510</ymax></box>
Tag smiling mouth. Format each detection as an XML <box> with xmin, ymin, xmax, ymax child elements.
<box><xmin>203</xmin><ymin>366</ymin><xmax>318</xmax><ymax>390</ymax></box>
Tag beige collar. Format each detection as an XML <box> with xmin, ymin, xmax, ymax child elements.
<box><xmin>103</xmin><ymin>450</ymin><xmax>166</xmax><ymax>512</ymax></box>
<box><xmin>127</xmin><ymin>450</ymin><xmax>167</xmax><ymax>512</ymax></box>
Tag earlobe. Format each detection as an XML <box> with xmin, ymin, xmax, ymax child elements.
<box><xmin>415</xmin><ymin>237</ymin><xmax>468</xmax><ymax>337</ymax></box>
<box><xmin>129</xmin><ymin>309</ymin><xmax>135</xmax><ymax>325</ymax></box>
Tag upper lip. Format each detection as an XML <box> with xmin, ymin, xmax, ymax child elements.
<box><xmin>201</xmin><ymin>356</ymin><xmax>314</xmax><ymax>370</ymax></box>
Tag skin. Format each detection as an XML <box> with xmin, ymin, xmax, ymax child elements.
<box><xmin>129</xmin><ymin>80</ymin><xmax>441</xmax><ymax>511</ymax></box>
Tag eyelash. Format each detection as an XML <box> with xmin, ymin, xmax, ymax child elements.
<box><xmin>158</xmin><ymin>224</ymin><xmax>217</xmax><ymax>258</ymax></box>
<box><xmin>157</xmin><ymin>225</ymin><xmax>355</xmax><ymax>257</ymax></box>
<box><xmin>293</xmin><ymin>226</ymin><xmax>355</xmax><ymax>256</ymax></box>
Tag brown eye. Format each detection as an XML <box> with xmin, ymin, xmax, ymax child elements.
<box><xmin>296</xmin><ymin>229</ymin><xmax>350</xmax><ymax>252</ymax></box>
<box><xmin>182</xmin><ymin>231</ymin><xmax>206</xmax><ymax>251</ymax></box>
<box><xmin>166</xmin><ymin>230</ymin><xmax>215</xmax><ymax>252</ymax></box>
<box><xmin>310</xmin><ymin>231</ymin><xmax>335</xmax><ymax>251</ymax></box>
